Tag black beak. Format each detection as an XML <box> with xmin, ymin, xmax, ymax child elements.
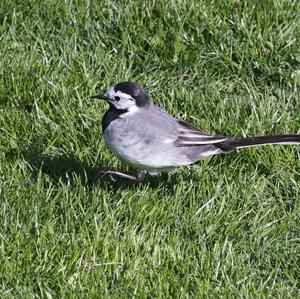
<box><xmin>91</xmin><ymin>94</ymin><xmax>110</xmax><ymax>101</ymax></box>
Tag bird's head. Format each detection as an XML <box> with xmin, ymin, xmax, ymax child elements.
<box><xmin>92</xmin><ymin>82</ymin><xmax>152</xmax><ymax>111</ymax></box>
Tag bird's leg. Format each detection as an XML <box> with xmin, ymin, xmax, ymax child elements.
<box><xmin>95</xmin><ymin>169</ymin><xmax>146</xmax><ymax>183</ymax></box>
<box><xmin>161</xmin><ymin>172</ymin><xmax>169</xmax><ymax>181</ymax></box>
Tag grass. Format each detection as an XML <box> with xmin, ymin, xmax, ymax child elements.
<box><xmin>0</xmin><ymin>0</ymin><xmax>300</xmax><ymax>297</ymax></box>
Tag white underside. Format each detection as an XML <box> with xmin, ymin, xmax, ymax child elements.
<box><xmin>104</xmin><ymin>128</ymin><xmax>221</xmax><ymax>172</ymax></box>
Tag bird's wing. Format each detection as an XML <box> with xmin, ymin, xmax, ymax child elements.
<box><xmin>147</xmin><ymin>106</ymin><xmax>229</xmax><ymax>145</ymax></box>
<box><xmin>175</xmin><ymin>120</ymin><xmax>229</xmax><ymax>146</ymax></box>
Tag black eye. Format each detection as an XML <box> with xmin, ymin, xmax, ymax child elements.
<box><xmin>115</xmin><ymin>96</ymin><xmax>120</xmax><ymax>101</ymax></box>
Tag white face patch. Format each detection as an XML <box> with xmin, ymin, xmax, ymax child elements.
<box><xmin>121</xmin><ymin>104</ymin><xmax>140</xmax><ymax>116</ymax></box>
<box><xmin>105</xmin><ymin>88</ymin><xmax>137</xmax><ymax>111</ymax></box>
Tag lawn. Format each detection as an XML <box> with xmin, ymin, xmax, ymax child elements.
<box><xmin>0</xmin><ymin>0</ymin><xmax>300</xmax><ymax>297</ymax></box>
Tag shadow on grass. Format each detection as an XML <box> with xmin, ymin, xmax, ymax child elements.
<box><xmin>22</xmin><ymin>148</ymin><xmax>99</xmax><ymax>186</ymax></box>
<box><xmin>22</xmin><ymin>147</ymin><xmax>177</xmax><ymax>189</ymax></box>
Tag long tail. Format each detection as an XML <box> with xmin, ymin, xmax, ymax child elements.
<box><xmin>216</xmin><ymin>135</ymin><xmax>300</xmax><ymax>151</ymax></box>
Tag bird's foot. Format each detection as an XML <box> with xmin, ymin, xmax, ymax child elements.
<box><xmin>94</xmin><ymin>169</ymin><xmax>146</xmax><ymax>183</ymax></box>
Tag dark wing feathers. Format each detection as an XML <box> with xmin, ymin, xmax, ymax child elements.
<box><xmin>175</xmin><ymin>120</ymin><xmax>229</xmax><ymax>146</ymax></box>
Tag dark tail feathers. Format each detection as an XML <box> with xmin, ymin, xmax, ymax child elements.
<box><xmin>217</xmin><ymin>135</ymin><xmax>300</xmax><ymax>152</ymax></box>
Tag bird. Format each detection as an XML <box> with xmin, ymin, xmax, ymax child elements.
<box><xmin>92</xmin><ymin>82</ymin><xmax>300</xmax><ymax>182</ymax></box>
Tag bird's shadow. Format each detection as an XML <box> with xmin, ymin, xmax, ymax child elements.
<box><xmin>22</xmin><ymin>146</ymin><xmax>176</xmax><ymax>189</ymax></box>
<box><xmin>22</xmin><ymin>147</ymin><xmax>97</xmax><ymax>186</ymax></box>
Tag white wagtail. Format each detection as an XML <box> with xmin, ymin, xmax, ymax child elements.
<box><xmin>92</xmin><ymin>82</ymin><xmax>300</xmax><ymax>182</ymax></box>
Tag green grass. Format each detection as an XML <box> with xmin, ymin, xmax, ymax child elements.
<box><xmin>1</xmin><ymin>0</ymin><xmax>300</xmax><ymax>297</ymax></box>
